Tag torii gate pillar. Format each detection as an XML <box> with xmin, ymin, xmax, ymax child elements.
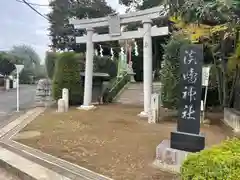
<box><xmin>78</xmin><ymin>27</ymin><xmax>95</xmax><ymax>110</ymax></box>
<box><xmin>139</xmin><ymin>19</ymin><xmax>153</xmax><ymax>118</ymax></box>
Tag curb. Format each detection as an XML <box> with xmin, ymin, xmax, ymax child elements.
<box><xmin>0</xmin><ymin>141</ymin><xmax>112</xmax><ymax>180</ymax></box>
<box><xmin>0</xmin><ymin>156</ymin><xmax>34</xmax><ymax>180</ymax></box>
<box><xmin>0</xmin><ymin>144</ymin><xmax>71</xmax><ymax>180</ymax></box>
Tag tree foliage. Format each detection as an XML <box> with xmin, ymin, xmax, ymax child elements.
<box><xmin>175</xmin><ymin>0</ymin><xmax>240</xmax><ymax>26</ymax></box>
<box><xmin>160</xmin><ymin>33</ymin><xmax>191</xmax><ymax>108</ymax></box>
<box><xmin>48</xmin><ymin>0</ymin><xmax>114</xmax><ymax>51</ymax></box>
<box><xmin>9</xmin><ymin>45</ymin><xmax>41</xmax><ymax>70</ymax></box>
<box><xmin>0</xmin><ymin>52</ymin><xmax>16</xmax><ymax>76</ymax></box>
<box><xmin>168</xmin><ymin>0</ymin><xmax>240</xmax><ymax>108</ymax></box>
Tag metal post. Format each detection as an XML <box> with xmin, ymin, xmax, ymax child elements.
<box><xmin>202</xmin><ymin>85</ymin><xmax>208</xmax><ymax>122</ymax></box>
<box><xmin>16</xmin><ymin>68</ymin><xmax>19</xmax><ymax>112</ymax></box>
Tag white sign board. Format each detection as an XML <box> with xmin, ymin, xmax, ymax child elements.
<box><xmin>202</xmin><ymin>66</ymin><xmax>211</xmax><ymax>87</ymax></box>
<box><xmin>15</xmin><ymin>64</ymin><xmax>24</xmax><ymax>73</ymax></box>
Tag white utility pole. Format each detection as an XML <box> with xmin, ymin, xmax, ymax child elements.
<box><xmin>14</xmin><ymin>64</ymin><xmax>24</xmax><ymax>112</ymax></box>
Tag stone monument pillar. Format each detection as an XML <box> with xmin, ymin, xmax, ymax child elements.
<box><xmin>80</xmin><ymin>28</ymin><xmax>95</xmax><ymax>110</ymax></box>
<box><xmin>139</xmin><ymin>19</ymin><xmax>153</xmax><ymax>118</ymax></box>
<box><xmin>154</xmin><ymin>45</ymin><xmax>205</xmax><ymax>173</ymax></box>
<box><xmin>171</xmin><ymin>44</ymin><xmax>205</xmax><ymax>152</ymax></box>
<box><xmin>148</xmin><ymin>93</ymin><xmax>160</xmax><ymax>123</ymax></box>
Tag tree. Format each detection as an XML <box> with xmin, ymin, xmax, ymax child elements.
<box><xmin>9</xmin><ymin>45</ymin><xmax>41</xmax><ymax>70</ymax></box>
<box><xmin>9</xmin><ymin>45</ymin><xmax>43</xmax><ymax>83</ymax></box>
<box><xmin>175</xmin><ymin>0</ymin><xmax>239</xmax><ymax>26</ymax></box>
<box><xmin>48</xmin><ymin>0</ymin><xmax>114</xmax><ymax>51</ymax></box>
<box><xmin>169</xmin><ymin>0</ymin><xmax>240</xmax><ymax>108</ymax></box>
<box><xmin>0</xmin><ymin>52</ymin><xmax>16</xmax><ymax>76</ymax></box>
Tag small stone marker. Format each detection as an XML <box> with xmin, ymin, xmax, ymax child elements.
<box><xmin>62</xmin><ymin>88</ymin><xmax>69</xmax><ymax>111</ymax></box>
<box><xmin>170</xmin><ymin>44</ymin><xmax>205</xmax><ymax>152</ymax></box>
<box><xmin>148</xmin><ymin>93</ymin><xmax>160</xmax><ymax>123</ymax></box>
<box><xmin>57</xmin><ymin>99</ymin><xmax>65</xmax><ymax>113</ymax></box>
<box><xmin>5</xmin><ymin>79</ymin><xmax>10</xmax><ymax>90</ymax></box>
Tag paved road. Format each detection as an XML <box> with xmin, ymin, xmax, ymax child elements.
<box><xmin>0</xmin><ymin>85</ymin><xmax>36</xmax><ymax>126</ymax></box>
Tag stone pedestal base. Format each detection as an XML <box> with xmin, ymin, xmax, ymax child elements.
<box><xmin>77</xmin><ymin>105</ymin><xmax>96</xmax><ymax>111</ymax></box>
<box><xmin>128</xmin><ymin>72</ymin><xmax>136</xmax><ymax>83</ymax></box>
<box><xmin>224</xmin><ymin>108</ymin><xmax>240</xmax><ymax>132</ymax></box>
<box><xmin>130</xmin><ymin>75</ymin><xmax>135</xmax><ymax>83</ymax></box>
<box><xmin>171</xmin><ymin>131</ymin><xmax>205</xmax><ymax>152</ymax></box>
<box><xmin>138</xmin><ymin>111</ymin><xmax>148</xmax><ymax>118</ymax></box>
<box><xmin>154</xmin><ymin>139</ymin><xmax>189</xmax><ymax>173</ymax></box>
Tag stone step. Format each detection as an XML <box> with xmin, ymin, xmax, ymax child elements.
<box><xmin>115</xmin><ymin>82</ymin><xmax>162</xmax><ymax>105</ymax></box>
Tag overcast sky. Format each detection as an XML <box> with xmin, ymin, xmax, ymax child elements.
<box><xmin>0</xmin><ymin>0</ymin><xmax>126</xmax><ymax>63</ymax></box>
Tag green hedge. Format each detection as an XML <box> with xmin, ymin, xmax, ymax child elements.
<box><xmin>181</xmin><ymin>138</ymin><xmax>240</xmax><ymax>180</ymax></box>
<box><xmin>102</xmin><ymin>74</ymin><xmax>130</xmax><ymax>103</ymax></box>
<box><xmin>45</xmin><ymin>52</ymin><xmax>58</xmax><ymax>79</ymax></box>
<box><xmin>46</xmin><ymin>52</ymin><xmax>117</xmax><ymax>80</ymax></box>
<box><xmin>52</xmin><ymin>52</ymin><xmax>83</xmax><ymax>105</ymax></box>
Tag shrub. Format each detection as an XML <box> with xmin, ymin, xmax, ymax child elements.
<box><xmin>102</xmin><ymin>74</ymin><xmax>130</xmax><ymax>103</ymax></box>
<box><xmin>160</xmin><ymin>33</ymin><xmax>191</xmax><ymax>108</ymax></box>
<box><xmin>181</xmin><ymin>138</ymin><xmax>240</xmax><ymax>180</ymax></box>
<box><xmin>52</xmin><ymin>52</ymin><xmax>83</xmax><ymax>105</ymax></box>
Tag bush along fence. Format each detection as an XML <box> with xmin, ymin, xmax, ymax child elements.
<box><xmin>181</xmin><ymin>138</ymin><xmax>240</xmax><ymax>180</ymax></box>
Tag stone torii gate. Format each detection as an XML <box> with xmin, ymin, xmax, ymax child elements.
<box><xmin>69</xmin><ymin>5</ymin><xmax>169</xmax><ymax>117</ymax></box>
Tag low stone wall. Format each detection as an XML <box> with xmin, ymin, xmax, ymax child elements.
<box><xmin>224</xmin><ymin>108</ymin><xmax>240</xmax><ymax>132</ymax></box>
